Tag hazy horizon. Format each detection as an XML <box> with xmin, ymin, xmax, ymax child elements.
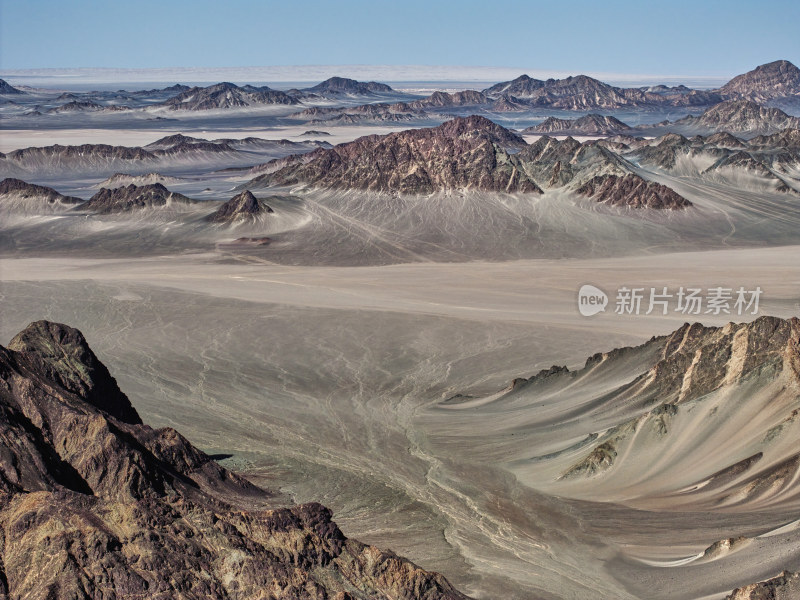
<box><xmin>2</xmin><ymin>0</ymin><xmax>797</xmax><ymax>78</ymax></box>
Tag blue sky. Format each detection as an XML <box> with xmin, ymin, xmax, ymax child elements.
<box><xmin>1</xmin><ymin>0</ymin><xmax>798</xmax><ymax>77</ymax></box>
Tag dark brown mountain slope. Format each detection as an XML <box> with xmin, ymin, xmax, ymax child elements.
<box><xmin>0</xmin><ymin>320</ymin><xmax>470</xmax><ymax>600</ymax></box>
<box><xmin>250</xmin><ymin>115</ymin><xmax>541</xmax><ymax>194</ymax></box>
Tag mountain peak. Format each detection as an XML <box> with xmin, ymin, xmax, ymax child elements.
<box><xmin>206</xmin><ymin>189</ymin><xmax>274</xmax><ymax>222</ymax></box>
<box><xmin>306</xmin><ymin>76</ymin><xmax>393</xmax><ymax>95</ymax></box>
<box><xmin>8</xmin><ymin>320</ymin><xmax>142</xmax><ymax>423</ymax></box>
<box><xmin>0</xmin><ymin>78</ymin><xmax>24</xmax><ymax>94</ymax></box>
<box><xmin>719</xmin><ymin>60</ymin><xmax>800</xmax><ymax>102</ymax></box>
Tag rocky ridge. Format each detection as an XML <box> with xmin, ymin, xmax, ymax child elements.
<box><xmin>524</xmin><ymin>114</ymin><xmax>632</xmax><ymax>136</ymax></box>
<box><xmin>76</xmin><ymin>183</ymin><xmax>198</xmax><ymax>214</ymax></box>
<box><xmin>0</xmin><ymin>178</ymin><xmax>83</xmax><ymax>206</ymax></box>
<box><xmin>0</xmin><ymin>78</ymin><xmax>24</xmax><ymax>95</ymax></box>
<box><xmin>160</xmin><ymin>82</ymin><xmax>300</xmax><ymax>111</ymax></box>
<box><xmin>0</xmin><ymin>320</ymin><xmax>470</xmax><ymax>599</ymax></box>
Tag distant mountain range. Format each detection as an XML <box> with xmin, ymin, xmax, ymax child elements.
<box><xmin>302</xmin><ymin>76</ymin><xmax>394</xmax><ymax>95</ymax></box>
<box><xmin>158</xmin><ymin>77</ymin><xmax>399</xmax><ymax>111</ymax></box>
<box><xmin>480</xmin><ymin>60</ymin><xmax>800</xmax><ymax>110</ymax></box>
<box><xmin>528</xmin><ymin>99</ymin><xmax>800</xmax><ymax>138</ymax></box>
<box><xmin>160</xmin><ymin>81</ymin><xmax>300</xmax><ymax>110</ymax></box>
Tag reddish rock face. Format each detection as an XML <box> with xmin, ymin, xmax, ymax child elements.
<box><xmin>0</xmin><ymin>320</ymin><xmax>470</xmax><ymax>600</ymax></box>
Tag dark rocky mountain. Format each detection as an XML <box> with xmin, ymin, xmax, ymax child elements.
<box><xmin>0</xmin><ymin>78</ymin><xmax>24</xmax><ymax>94</ymax></box>
<box><xmin>250</xmin><ymin>115</ymin><xmax>540</xmax><ymax>194</ymax></box>
<box><xmin>3</xmin><ymin>143</ymin><xmax>154</xmax><ymax>162</ymax></box>
<box><xmin>127</xmin><ymin>83</ymin><xmax>191</xmax><ymax>96</ymax></box>
<box><xmin>482</xmin><ymin>74</ymin><xmax>545</xmax><ymax>98</ymax></box>
<box><xmin>0</xmin><ymin>137</ymin><xmax>327</xmax><ymax>177</ymax></box>
<box><xmin>748</xmin><ymin>127</ymin><xmax>800</xmax><ymax>150</ymax></box>
<box><xmin>489</xmin><ymin>94</ymin><xmax>531</xmax><ymax>112</ymax></box>
<box><xmin>511</xmin><ymin>135</ymin><xmax>691</xmax><ymax>208</ymax></box>
<box><xmin>718</xmin><ymin>59</ymin><xmax>800</xmax><ymax>104</ymax></box>
<box><xmin>702</xmin><ymin>132</ymin><xmax>747</xmax><ymax>149</ymax></box>
<box><xmin>46</xmin><ymin>100</ymin><xmax>131</xmax><ymax>114</ymax></box>
<box><xmin>673</xmin><ymin>100</ymin><xmax>800</xmax><ymax>136</ymax></box>
<box><xmin>514</xmin><ymin>135</ymin><xmax>635</xmax><ymax>188</ymax></box>
<box><xmin>630</xmin><ymin>128</ymin><xmax>800</xmax><ymax>193</ymax></box>
<box><xmin>482</xmin><ymin>74</ymin><xmax>721</xmax><ymax>109</ymax></box>
<box><xmin>300</xmin><ymin>130</ymin><xmax>331</xmax><ymax>136</ymax></box>
<box><xmin>524</xmin><ymin>114</ymin><xmax>632</xmax><ymax>136</ymax></box>
<box><xmin>303</xmin><ymin>76</ymin><xmax>394</xmax><ymax>95</ymax></box>
<box><xmin>408</xmin><ymin>90</ymin><xmax>489</xmax><ymax>109</ymax></box>
<box><xmin>249</xmin><ymin>116</ymin><xmax>689</xmax><ymax>206</ymax></box>
<box><xmin>293</xmin><ymin>102</ymin><xmax>425</xmax><ymax>125</ymax></box>
<box><xmin>576</xmin><ymin>174</ymin><xmax>692</xmax><ymax>209</ymax></box>
<box><xmin>76</xmin><ymin>183</ymin><xmax>198</xmax><ymax>214</ymax></box>
<box><xmin>0</xmin><ymin>320</ymin><xmax>469</xmax><ymax>599</ymax></box>
<box><xmin>0</xmin><ymin>178</ymin><xmax>83</xmax><ymax>206</ymax></box>
<box><xmin>160</xmin><ymin>82</ymin><xmax>299</xmax><ymax>110</ymax></box>
<box><xmin>206</xmin><ymin>190</ymin><xmax>274</xmax><ymax>223</ymax></box>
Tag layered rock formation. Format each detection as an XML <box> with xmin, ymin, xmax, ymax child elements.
<box><xmin>0</xmin><ymin>320</ymin><xmax>469</xmax><ymax>599</ymax></box>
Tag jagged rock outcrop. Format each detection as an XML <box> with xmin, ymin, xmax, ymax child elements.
<box><xmin>206</xmin><ymin>190</ymin><xmax>274</xmax><ymax>223</ymax></box>
<box><xmin>514</xmin><ymin>135</ymin><xmax>638</xmax><ymax>189</ymax></box>
<box><xmin>630</xmin><ymin>128</ymin><xmax>800</xmax><ymax>193</ymax></box>
<box><xmin>250</xmin><ymin>116</ymin><xmax>541</xmax><ymax>194</ymax></box>
<box><xmin>160</xmin><ymin>82</ymin><xmax>299</xmax><ymax>110</ymax></box>
<box><xmin>303</xmin><ymin>77</ymin><xmax>393</xmax><ymax>95</ymax></box>
<box><xmin>76</xmin><ymin>183</ymin><xmax>197</xmax><ymax>214</ymax></box>
<box><xmin>748</xmin><ymin>128</ymin><xmax>800</xmax><ymax>150</ymax></box>
<box><xmin>576</xmin><ymin>173</ymin><xmax>692</xmax><ymax>209</ymax></box>
<box><xmin>524</xmin><ymin>114</ymin><xmax>632</xmax><ymax>136</ymax></box>
<box><xmin>726</xmin><ymin>571</ymin><xmax>800</xmax><ymax>599</ymax></box>
<box><xmin>0</xmin><ymin>178</ymin><xmax>82</xmax><ymax>206</ymax></box>
<box><xmin>0</xmin><ymin>320</ymin><xmax>470</xmax><ymax>599</ymax></box>
<box><xmin>718</xmin><ymin>59</ymin><xmax>800</xmax><ymax>104</ymax></box>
